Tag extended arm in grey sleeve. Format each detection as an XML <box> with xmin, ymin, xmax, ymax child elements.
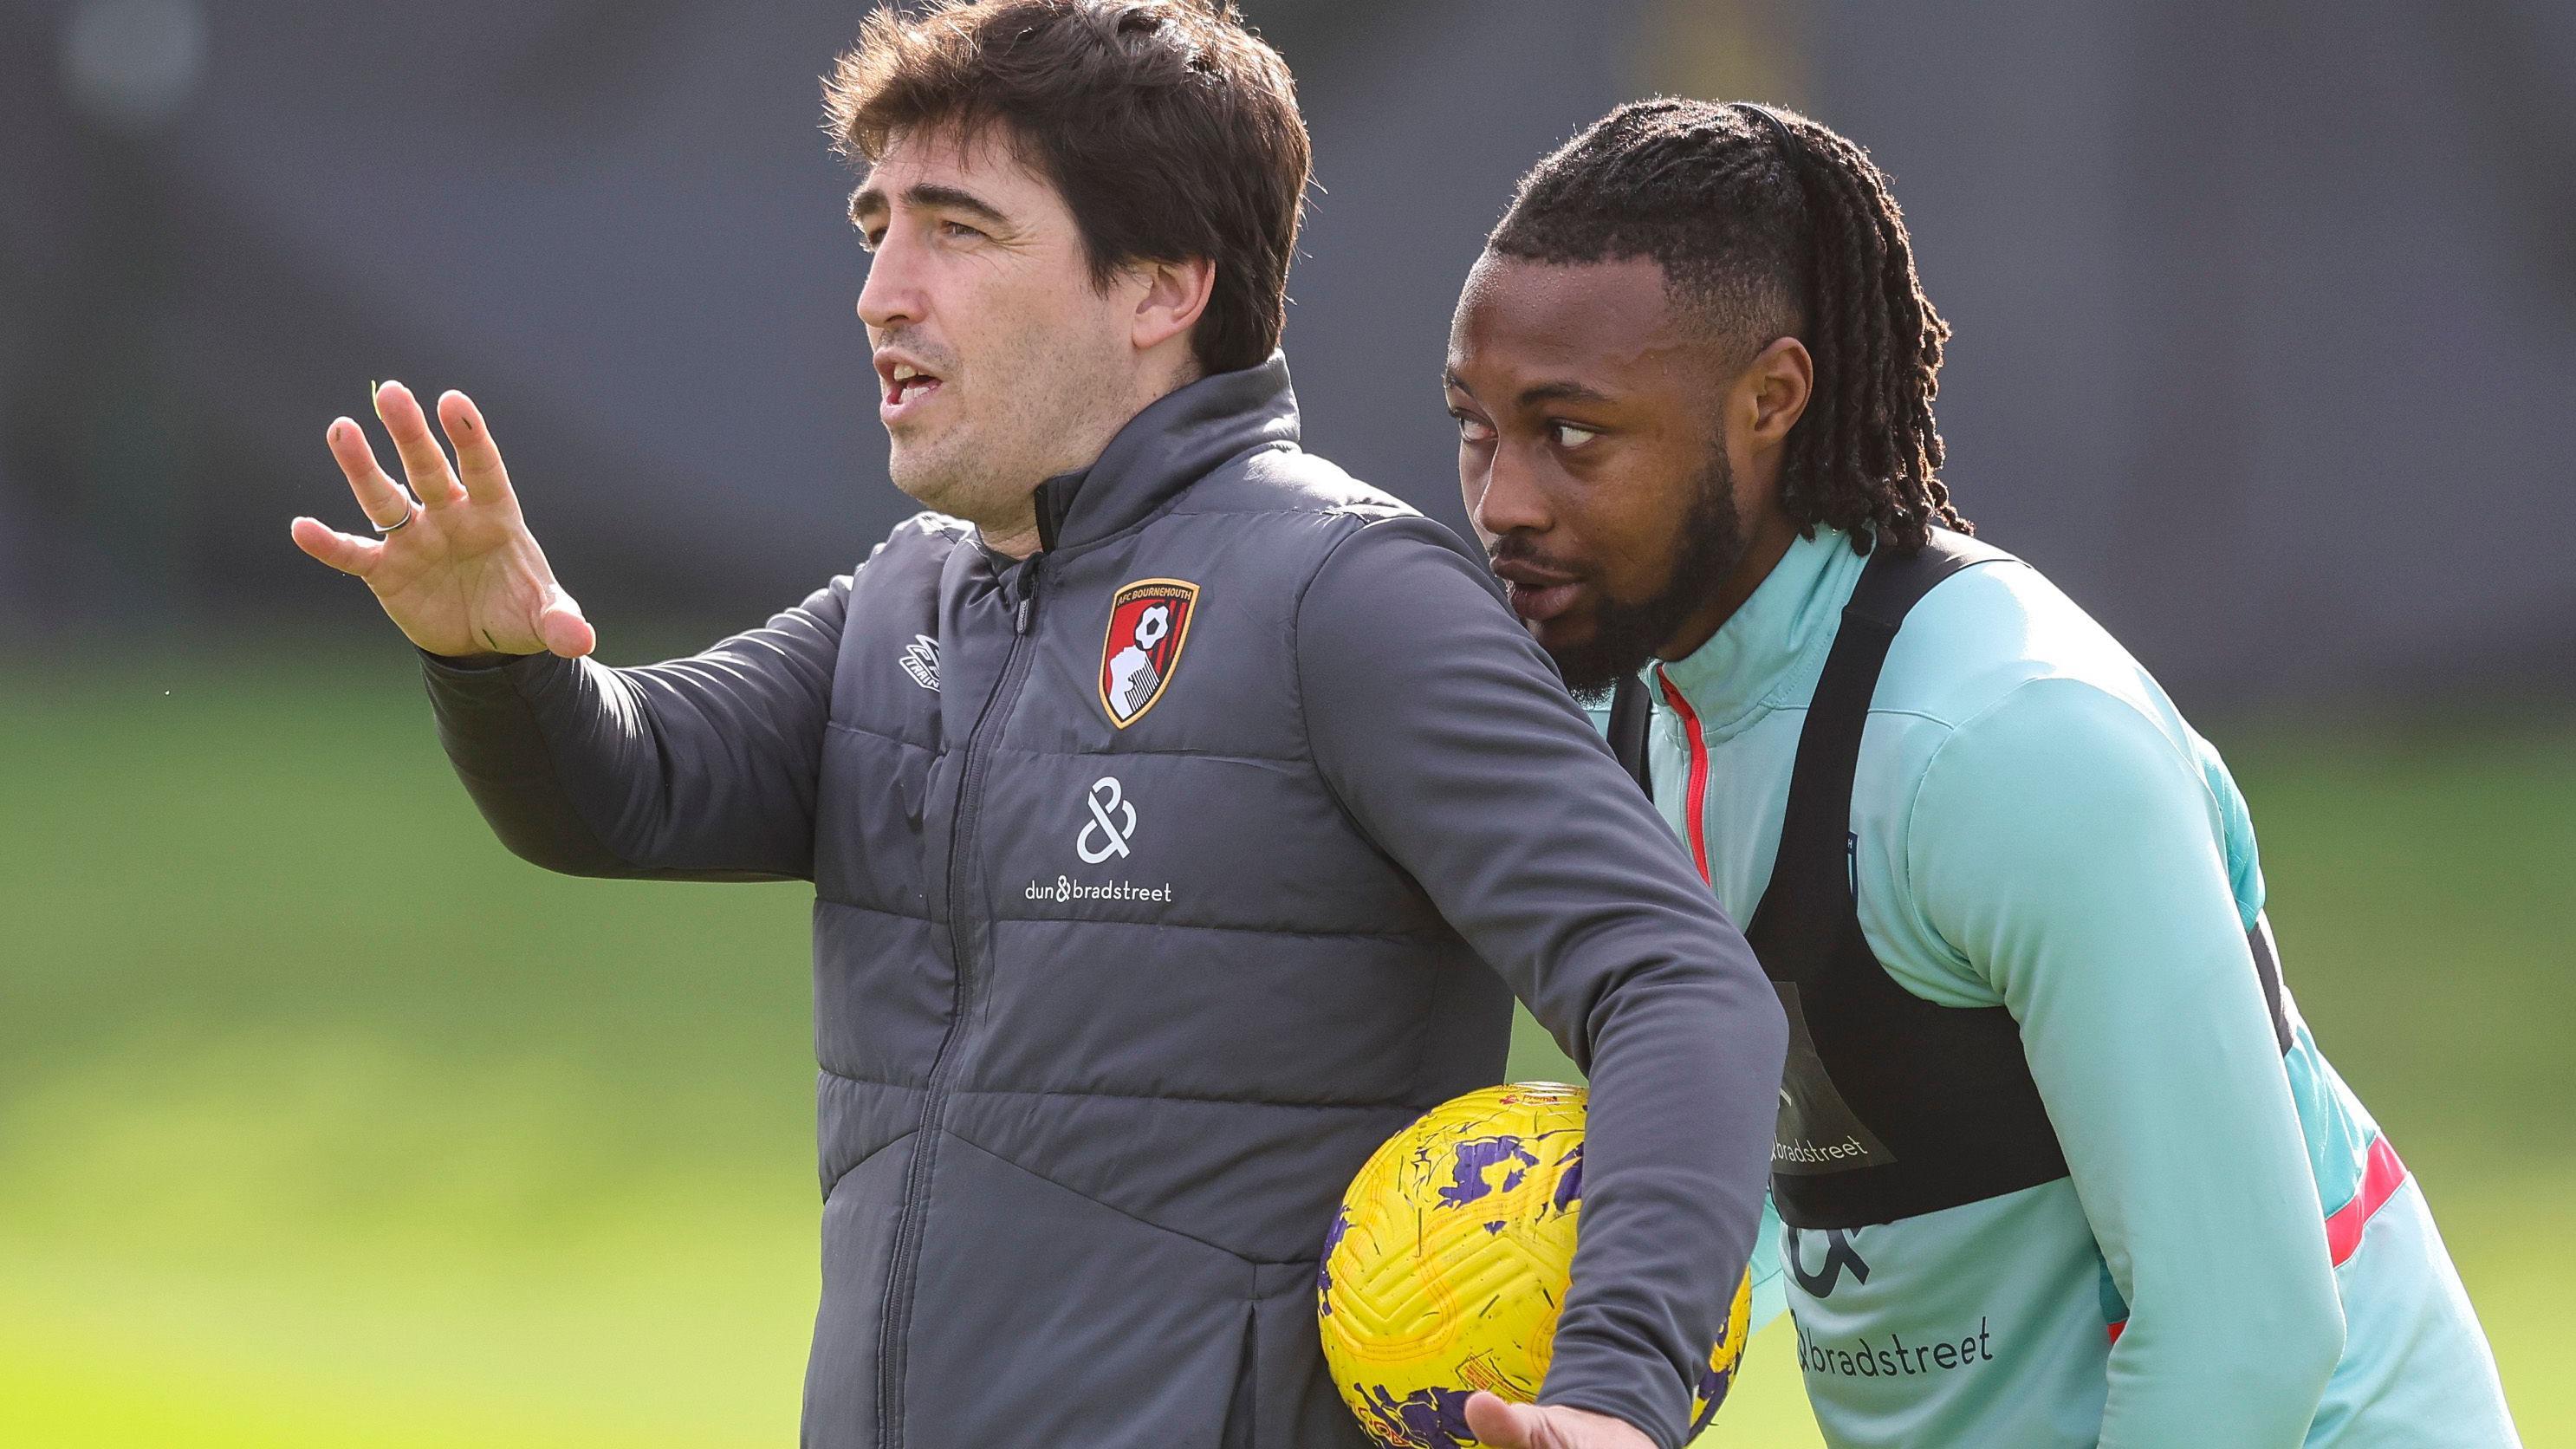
<box><xmin>1294</xmin><ymin>517</ymin><xmax>1787</xmax><ymax>1449</ymax></box>
<box><xmin>419</xmin><ymin>575</ymin><xmax>851</xmax><ymax>882</ymax></box>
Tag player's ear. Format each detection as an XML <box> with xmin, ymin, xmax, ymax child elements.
<box><xmin>1132</xmin><ymin>256</ymin><xmax>1215</xmax><ymax>354</ymax></box>
<box><xmin>1742</xmin><ymin>335</ymin><xmax>1813</xmax><ymax>448</ymax></box>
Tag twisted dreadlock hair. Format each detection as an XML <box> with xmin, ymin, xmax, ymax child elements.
<box><xmin>1488</xmin><ymin>98</ymin><xmax>1967</xmax><ymax>554</ymax></box>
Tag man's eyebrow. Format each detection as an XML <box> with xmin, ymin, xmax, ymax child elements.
<box><xmin>1441</xmin><ymin>372</ymin><xmax>1619</xmax><ymax>408</ymax></box>
<box><xmin>1516</xmin><ymin>379</ymin><xmax>1616</xmax><ymax>408</ymax></box>
<box><xmin>847</xmin><ymin>180</ymin><xmax>1012</xmax><ymax>231</ymax></box>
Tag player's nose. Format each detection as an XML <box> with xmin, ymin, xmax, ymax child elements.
<box><xmin>1470</xmin><ymin>443</ymin><xmax>1552</xmax><ymax>539</ymax></box>
<box><xmin>858</xmin><ymin>235</ymin><xmax>926</xmax><ymax>331</ymax></box>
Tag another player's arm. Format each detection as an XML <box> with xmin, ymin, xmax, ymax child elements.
<box><xmin>1296</xmin><ymin>517</ymin><xmax>1788</xmax><ymax>1449</ymax></box>
<box><xmin>1907</xmin><ymin>679</ymin><xmax>2344</xmax><ymax>1447</ymax></box>
<box><xmin>292</xmin><ymin>381</ymin><xmax>845</xmax><ymax>882</ymax></box>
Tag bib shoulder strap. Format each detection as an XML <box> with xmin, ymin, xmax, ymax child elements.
<box><xmin>1767</xmin><ymin>530</ymin><xmax>2007</xmax><ymax>916</ymax></box>
<box><xmin>1607</xmin><ymin>672</ymin><xmax>1656</xmax><ymax>799</ymax></box>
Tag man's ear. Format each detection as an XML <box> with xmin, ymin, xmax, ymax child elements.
<box><xmin>1132</xmin><ymin>256</ymin><xmax>1217</xmax><ymax>355</ymax></box>
<box><xmin>1741</xmin><ymin>335</ymin><xmax>1814</xmax><ymax>449</ymax></box>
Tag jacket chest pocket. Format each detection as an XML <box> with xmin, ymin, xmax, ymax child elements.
<box><xmin>814</xmin><ymin>722</ymin><xmax>938</xmax><ymax>913</ymax></box>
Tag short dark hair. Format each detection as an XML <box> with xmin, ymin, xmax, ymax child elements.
<box><xmin>1489</xmin><ymin>99</ymin><xmax>1968</xmax><ymax>555</ymax></box>
<box><xmin>826</xmin><ymin>0</ymin><xmax>1309</xmax><ymax>377</ymax></box>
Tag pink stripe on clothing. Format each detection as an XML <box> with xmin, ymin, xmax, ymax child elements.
<box><xmin>2106</xmin><ymin>1135</ymin><xmax>2409</xmax><ymax>1344</ymax></box>
<box><xmin>2326</xmin><ymin>1135</ymin><xmax>2408</xmax><ymax>1267</ymax></box>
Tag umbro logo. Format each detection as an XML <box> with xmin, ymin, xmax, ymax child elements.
<box><xmin>899</xmin><ymin>634</ymin><xmax>939</xmax><ymax>692</ymax></box>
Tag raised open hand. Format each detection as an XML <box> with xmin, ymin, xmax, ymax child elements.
<box><xmin>289</xmin><ymin>380</ymin><xmax>595</xmax><ymax>660</ymax></box>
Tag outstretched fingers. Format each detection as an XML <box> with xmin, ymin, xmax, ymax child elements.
<box><xmin>289</xmin><ymin>515</ymin><xmax>386</xmax><ymax>576</ymax></box>
<box><xmin>373</xmin><ymin>380</ymin><xmax>467</xmax><ymax>509</ymax></box>
<box><xmin>325</xmin><ymin>415</ymin><xmax>415</xmax><ymax>530</ymax></box>
<box><xmin>438</xmin><ymin>389</ymin><xmax>514</xmax><ymax>505</ymax></box>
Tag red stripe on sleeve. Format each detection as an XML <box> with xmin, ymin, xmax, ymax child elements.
<box><xmin>2109</xmin><ymin>1135</ymin><xmax>2407</xmax><ymax>1346</ymax></box>
<box><xmin>2325</xmin><ymin>1134</ymin><xmax>2409</xmax><ymax>1267</ymax></box>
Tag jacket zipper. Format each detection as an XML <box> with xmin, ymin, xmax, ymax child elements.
<box><xmin>875</xmin><ymin>561</ymin><xmax>1042</xmax><ymax>1446</ymax></box>
<box><xmin>1656</xmin><ymin>666</ymin><xmax>1714</xmax><ymax>884</ymax></box>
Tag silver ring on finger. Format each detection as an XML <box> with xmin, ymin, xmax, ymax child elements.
<box><xmin>372</xmin><ymin>497</ymin><xmax>418</xmax><ymax>535</ymax></box>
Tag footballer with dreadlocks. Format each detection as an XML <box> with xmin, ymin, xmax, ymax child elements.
<box><xmin>1446</xmin><ymin>100</ymin><xmax>2514</xmax><ymax>1446</ymax></box>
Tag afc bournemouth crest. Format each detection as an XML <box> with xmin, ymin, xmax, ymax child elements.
<box><xmin>1099</xmin><ymin>577</ymin><xmax>1199</xmax><ymax>728</ymax></box>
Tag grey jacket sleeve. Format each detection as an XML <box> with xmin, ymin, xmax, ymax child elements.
<box><xmin>1294</xmin><ymin>516</ymin><xmax>1787</xmax><ymax>1449</ymax></box>
<box><xmin>419</xmin><ymin>575</ymin><xmax>852</xmax><ymax>882</ymax></box>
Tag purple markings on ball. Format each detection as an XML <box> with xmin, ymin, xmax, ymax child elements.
<box><xmin>1319</xmin><ymin>1205</ymin><xmax>1353</xmax><ymax>1314</ymax></box>
<box><xmin>1550</xmin><ymin>1143</ymin><xmax>1583</xmax><ymax>1215</ymax></box>
<box><xmin>1437</xmin><ymin>1135</ymin><xmax>1538</xmax><ymax>1209</ymax></box>
<box><xmin>1357</xmin><ymin>1383</ymin><xmax>1478</xmax><ymax>1448</ymax></box>
<box><xmin>1692</xmin><ymin>1361</ymin><xmax>1736</xmax><ymax>1433</ymax></box>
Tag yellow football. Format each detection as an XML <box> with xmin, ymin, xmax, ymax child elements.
<box><xmin>1318</xmin><ymin>1082</ymin><xmax>1751</xmax><ymax>1446</ymax></box>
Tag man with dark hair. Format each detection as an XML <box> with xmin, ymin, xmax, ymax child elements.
<box><xmin>289</xmin><ymin>6</ymin><xmax>1786</xmax><ymax>1449</ymax></box>
<box><xmin>1447</xmin><ymin>99</ymin><xmax>2515</xmax><ymax>1446</ymax></box>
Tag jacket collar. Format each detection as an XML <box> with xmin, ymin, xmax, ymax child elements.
<box><xmin>1029</xmin><ymin>353</ymin><xmax>1300</xmax><ymax>555</ymax></box>
<box><xmin>1651</xmin><ymin>526</ymin><xmax>1868</xmax><ymax>740</ymax></box>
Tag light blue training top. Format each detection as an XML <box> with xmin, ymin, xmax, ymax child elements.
<box><xmin>1650</xmin><ymin>528</ymin><xmax>2515</xmax><ymax>1447</ymax></box>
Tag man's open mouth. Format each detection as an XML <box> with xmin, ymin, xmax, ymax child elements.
<box><xmin>877</xmin><ymin>354</ymin><xmax>948</xmax><ymax>422</ymax></box>
<box><xmin>886</xmin><ymin>362</ymin><xmax>943</xmax><ymax>405</ymax></box>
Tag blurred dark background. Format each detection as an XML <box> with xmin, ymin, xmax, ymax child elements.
<box><xmin>2</xmin><ymin>4</ymin><xmax>2566</xmax><ymax>1446</ymax></box>
<box><xmin>6</xmin><ymin>0</ymin><xmax>2567</xmax><ymax>702</ymax></box>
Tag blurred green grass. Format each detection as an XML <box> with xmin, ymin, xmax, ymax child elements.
<box><xmin>0</xmin><ymin>647</ymin><xmax>2564</xmax><ymax>1446</ymax></box>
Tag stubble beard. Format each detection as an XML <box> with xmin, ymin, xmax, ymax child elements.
<box><xmin>885</xmin><ymin>328</ymin><xmax>1135</xmax><ymax>535</ymax></box>
<box><xmin>1548</xmin><ymin>446</ymin><xmax>1749</xmax><ymax>699</ymax></box>
<box><xmin>886</xmin><ymin>398</ymin><xmax>1045</xmax><ymax>530</ymax></box>
<box><xmin>886</xmin><ymin>424</ymin><xmax>990</xmax><ymax>520</ymax></box>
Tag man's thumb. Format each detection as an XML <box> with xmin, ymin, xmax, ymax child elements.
<box><xmin>1463</xmin><ymin>1391</ymin><xmax>1538</xmax><ymax>1447</ymax></box>
<box><xmin>537</xmin><ymin>589</ymin><xmax>596</xmax><ymax>659</ymax></box>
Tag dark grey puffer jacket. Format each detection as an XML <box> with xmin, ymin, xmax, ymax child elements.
<box><xmin>421</xmin><ymin>357</ymin><xmax>1785</xmax><ymax>1449</ymax></box>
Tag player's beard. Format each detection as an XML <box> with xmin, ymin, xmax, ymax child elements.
<box><xmin>1549</xmin><ymin>444</ymin><xmax>1748</xmax><ymax>700</ymax></box>
<box><xmin>882</xmin><ymin>319</ymin><xmax>1126</xmax><ymax>533</ymax></box>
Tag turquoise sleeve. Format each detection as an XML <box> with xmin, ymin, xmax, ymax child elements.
<box><xmin>1749</xmin><ymin>1192</ymin><xmax>1788</xmax><ymax>1331</ymax></box>
<box><xmin>1904</xmin><ymin>679</ymin><xmax>2345</xmax><ymax>1447</ymax></box>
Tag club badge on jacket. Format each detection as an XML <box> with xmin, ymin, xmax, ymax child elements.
<box><xmin>1099</xmin><ymin>578</ymin><xmax>1200</xmax><ymax>727</ymax></box>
